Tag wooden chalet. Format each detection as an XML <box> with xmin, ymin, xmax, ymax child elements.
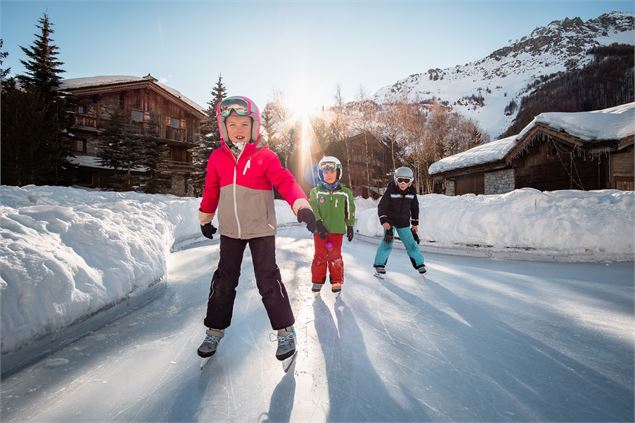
<box><xmin>60</xmin><ymin>74</ymin><xmax>206</xmax><ymax>195</ymax></box>
<box><xmin>429</xmin><ymin>103</ymin><xmax>635</xmax><ymax>195</ymax></box>
<box><xmin>325</xmin><ymin>131</ymin><xmax>395</xmax><ymax>198</ymax></box>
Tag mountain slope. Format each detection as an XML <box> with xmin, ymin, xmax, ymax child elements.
<box><xmin>373</xmin><ymin>11</ymin><xmax>634</xmax><ymax>138</ymax></box>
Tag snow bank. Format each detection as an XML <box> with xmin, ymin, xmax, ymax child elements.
<box><xmin>1</xmin><ymin>185</ymin><xmax>632</xmax><ymax>355</ymax></box>
<box><xmin>356</xmin><ymin>188</ymin><xmax>634</xmax><ymax>258</ymax></box>
<box><xmin>0</xmin><ymin>186</ymin><xmax>198</xmax><ymax>354</ymax></box>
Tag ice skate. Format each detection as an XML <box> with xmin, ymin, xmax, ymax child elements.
<box><xmin>197</xmin><ymin>328</ymin><xmax>224</xmax><ymax>358</ymax></box>
<box><xmin>373</xmin><ymin>266</ymin><xmax>386</xmax><ymax>279</ymax></box>
<box><xmin>311</xmin><ymin>283</ymin><xmax>323</xmax><ymax>294</ymax></box>
<box><xmin>275</xmin><ymin>326</ymin><xmax>296</xmax><ymax>361</ymax></box>
<box><xmin>331</xmin><ymin>282</ymin><xmax>342</xmax><ymax>296</ymax></box>
<box><xmin>417</xmin><ymin>264</ymin><xmax>427</xmax><ymax>275</ymax></box>
<box><xmin>282</xmin><ymin>351</ymin><xmax>298</xmax><ymax>373</ymax></box>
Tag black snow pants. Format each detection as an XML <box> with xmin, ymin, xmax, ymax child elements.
<box><xmin>204</xmin><ymin>235</ymin><xmax>295</xmax><ymax>331</ymax></box>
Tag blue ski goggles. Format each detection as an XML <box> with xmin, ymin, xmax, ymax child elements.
<box><xmin>319</xmin><ymin>163</ymin><xmax>338</xmax><ymax>173</ymax></box>
<box><xmin>219</xmin><ymin>97</ymin><xmax>251</xmax><ymax>118</ymax></box>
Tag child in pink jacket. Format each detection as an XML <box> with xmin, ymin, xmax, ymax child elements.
<box><xmin>197</xmin><ymin>96</ymin><xmax>316</xmax><ymax>362</ymax></box>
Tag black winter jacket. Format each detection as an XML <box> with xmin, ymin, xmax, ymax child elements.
<box><xmin>377</xmin><ymin>181</ymin><xmax>419</xmax><ymax>228</ymax></box>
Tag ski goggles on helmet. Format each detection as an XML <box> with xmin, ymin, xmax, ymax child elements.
<box><xmin>396</xmin><ymin>177</ymin><xmax>412</xmax><ymax>184</ymax></box>
<box><xmin>219</xmin><ymin>97</ymin><xmax>251</xmax><ymax>117</ymax></box>
<box><xmin>320</xmin><ymin>163</ymin><xmax>338</xmax><ymax>173</ymax></box>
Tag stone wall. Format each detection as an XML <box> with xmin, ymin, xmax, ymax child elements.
<box><xmin>445</xmin><ymin>180</ymin><xmax>455</xmax><ymax>196</ymax></box>
<box><xmin>484</xmin><ymin>169</ymin><xmax>515</xmax><ymax>194</ymax></box>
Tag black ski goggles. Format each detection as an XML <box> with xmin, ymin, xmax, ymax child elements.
<box><xmin>396</xmin><ymin>177</ymin><xmax>412</xmax><ymax>184</ymax></box>
<box><xmin>219</xmin><ymin>97</ymin><xmax>251</xmax><ymax>118</ymax></box>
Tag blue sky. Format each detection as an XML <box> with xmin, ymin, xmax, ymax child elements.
<box><xmin>1</xmin><ymin>0</ymin><xmax>633</xmax><ymax>113</ymax></box>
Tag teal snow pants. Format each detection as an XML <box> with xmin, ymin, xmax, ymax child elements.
<box><xmin>373</xmin><ymin>226</ymin><xmax>425</xmax><ymax>269</ymax></box>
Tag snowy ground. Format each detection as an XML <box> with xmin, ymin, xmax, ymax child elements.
<box><xmin>2</xmin><ymin>225</ymin><xmax>633</xmax><ymax>422</ymax></box>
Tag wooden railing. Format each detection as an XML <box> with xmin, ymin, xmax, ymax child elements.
<box><xmin>166</xmin><ymin>127</ymin><xmax>186</xmax><ymax>142</ymax></box>
<box><xmin>74</xmin><ymin>114</ymin><xmax>97</xmax><ymax>128</ymax></box>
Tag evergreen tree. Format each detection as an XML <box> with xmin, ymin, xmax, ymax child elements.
<box><xmin>17</xmin><ymin>13</ymin><xmax>64</xmax><ymax>97</ymax></box>
<box><xmin>140</xmin><ymin>136</ymin><xmax>167</xmax><ymax>194</ymax></box>
<box><xmin>189</xmin><ymin>74</ymin><xmax>227</xmax><ymax>194</ymax></box>
<box><xmin>1</xmin><ymin>14</ymin><xmax>73</xmax><ymax>185</ymax></box>
<box><xmin>0</xmin><ymin>39</ymin><xmax>10</xmax><ymax>82</ymax></box>
<box><xmin>97</xmin><ymin>108</ymin><xmax>130</xmax><ymax>189</ymax></box>
<box><xmin>1</xmin><ymin>82</ymin><xmax>58</xmax><ymax>185</ymax></box>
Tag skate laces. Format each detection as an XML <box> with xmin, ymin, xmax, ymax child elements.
<box><xmin>270</xmin><ymin>331</ymin><xmax>295</xmax><ymax>346</ymax></box>
<box><xmin>204</xmin><ymin>334</ymin><xmax>222</xmax><ymax>346</ymax></box>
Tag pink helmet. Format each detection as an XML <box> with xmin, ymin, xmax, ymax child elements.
<box><xmin>216</xmin><ymin>96</ymin><xmax>261</xmax><ymax>143</ymax></box>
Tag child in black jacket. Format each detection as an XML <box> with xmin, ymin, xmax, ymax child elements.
<box><xmin>373</xmin><ymin>167</ymin><xmax>426</xmax><ymax>276</ymax></box>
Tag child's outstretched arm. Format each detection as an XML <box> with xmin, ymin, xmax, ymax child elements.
<box><xmin>264</xmin><ymin>153</ymin><xmax>310</xmax><ymax>213</ymax></box>
<box><xmin>264</xmin><ymin>152</ymin><xmax>316</xmax><ymax>233</ymax></box>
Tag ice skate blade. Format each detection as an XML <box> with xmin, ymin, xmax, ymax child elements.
<box><xmin>373</xmin><ymin>272</ymin><xmax>385</xmax><ymax>279</ymax></box>
<box><xmin>282</xmin><ymin>351</ymin><xmax>298</xmax><ymax>373</ymax></box>
<box><xmin>200</xmin><ymin>356</ymin><xmax>213</xmax><ymax>369</ymax></box>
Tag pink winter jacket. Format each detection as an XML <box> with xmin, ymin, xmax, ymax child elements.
<box><xmin>200</xmin><ymin>140</ymin><xmax>309</xmax><ymax>239</ymax></box>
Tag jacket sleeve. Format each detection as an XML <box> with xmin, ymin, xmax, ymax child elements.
<box><xmin>309</xmin><ymin>188</ymin><xmax>323</xmax><ymax>221</ymax></box>
<box><xmin>264</xmin><ymin>151</ymin><xmax>310</xmax><ymax>214</ymax></box>
<box><xmin>377</xmin><ymin>185</ymin><xmax>391</xmax><ymax>225</ymax></box>
<box><xmin>199</xmin><ymin>151</ymin><xmax>220</xmax><ymax>213</ymax></box>
<box><xmin>410</xmin><ymin>189</ymin><xmax>420</xmax><ymax>226</ymax></box>
<box><xmin>345</xmin><ymin>187</ymin><xmax>356</xmax><ymax>226</ymax></box>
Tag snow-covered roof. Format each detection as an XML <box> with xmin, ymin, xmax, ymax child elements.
<box><xmin>429</xmin><ymin>102</ymin><xmax>635</xmax><ymax>175</ymax></box>
<box><xmin>428</xmin><ymin>135</ymin><xmax>518</xmax><ymax>175</ymax></box>
<box><xmin>517</xmin><ymin>102</ymin><xmax>635</xmax><ymax>141</ymax></box>
<box><xmin>60</xmin><ymin>75</ymin><xmax>206</xmax><ymax>115</ymax></box>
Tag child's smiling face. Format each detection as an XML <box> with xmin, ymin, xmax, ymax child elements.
<box><xmin>225</xmin><ymin>114</ymin><xmax>252</xmax><ymax>143</ymax></box>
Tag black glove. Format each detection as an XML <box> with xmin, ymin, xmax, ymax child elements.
<box><xmin>201</xmin><ymin>223</ymin><xmax>217</xmax><ymax>239</ymax></box>
<box><xmin>297</xmin><ymin>208</ymin><xmax>317</xmax><ymax>234</ymax></box>
<box><xmin>316</xmin><ymin>220</ymin><xmax>328</xmax><ymax>239</ymax></box>
<box><xmin>411</xmin><ymin>228</ymin><xmax>420</xmax><ymax>244</ymax></box>
<box><xmin>346</xmin><ymin>226</ymin><xmax>354</xmax><ymax>242</ymax></box>
<box><xmin>384</xmin><ymin>227</ymin><xmax>394</xmax><ymax>243</ymax></box>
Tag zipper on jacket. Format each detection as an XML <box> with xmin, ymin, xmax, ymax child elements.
<box><xmin>233</xmin><ymin>149</ymin><xmax>244</xmax><ymax>239</ymax></box>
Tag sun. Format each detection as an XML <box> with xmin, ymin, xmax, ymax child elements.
<box><xmin>284</xmin><ymin>78</ymin><xmax>323</xmax><ymax>122</ymax></box>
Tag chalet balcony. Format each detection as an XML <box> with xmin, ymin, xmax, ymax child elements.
<box><xmin>73</xmin><ymin>114</ymin><xmax>98</xmax><ymax>130</ymax></box>
<box><xmin>166</xmin><ymin>127</ymin><xmax>186</xmax><ymax>142</ymax></box>
<box><xmin>126</xmin><ymin>122</ymin><xmax>161</xmax><ymax>138</ymax></box>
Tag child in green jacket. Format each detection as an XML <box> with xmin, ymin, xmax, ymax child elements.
<box><xmin>309</xmin><ymin>156</ymin><xmax>356</xmax><ymax>294</ymax></box>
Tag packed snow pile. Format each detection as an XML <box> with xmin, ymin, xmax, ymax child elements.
<box><xmin>357</xmin><ymin>188</ymin><xmax>634</xmax><ymax>258</ymax></box>
<box><xmin>1</xmin><ymin>185</ymin><xmax>633</xmax><ymax>355</ymax></box>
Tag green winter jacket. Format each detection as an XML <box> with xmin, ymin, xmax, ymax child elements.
<box><xmin>309</xmin><ymin>184</ymin><xmax>356</xmax><ymax>234</ymax></box>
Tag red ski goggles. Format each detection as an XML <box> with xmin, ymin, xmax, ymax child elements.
<box><xmin>219</xmin><ymin>97</ymin><xmax>251</xmax><ymax>117</ymax></box>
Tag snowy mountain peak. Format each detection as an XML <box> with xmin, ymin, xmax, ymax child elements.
<box><xmin>373</xmin><ymin>11</ymin><xmax>635</xmax><ymax>138</ymax></box>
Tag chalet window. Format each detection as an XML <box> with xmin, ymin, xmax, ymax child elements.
<box><xmin>169</xmin><ymin>117</ymin><xmax>181</xmax><ymax>128</ymax></box>
<box><xmin>74</xmin><ymin>140</ymin><xmax>86</xmax><ymax>153</ymax></box>
<box><xmin>77</xmin><ymin>105</ymin><xmax>85</xmax><ymax>114</ymax></box>
<box><xmin>131</xmin><ymin>110</ymin><xmax>144</xmax><ymax>122</ymax></box>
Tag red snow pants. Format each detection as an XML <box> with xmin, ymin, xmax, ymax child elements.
<box><xmin>311</xmin><ymin>233</ymin><xmax>344</xmax><ymax>285</ymax></box>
